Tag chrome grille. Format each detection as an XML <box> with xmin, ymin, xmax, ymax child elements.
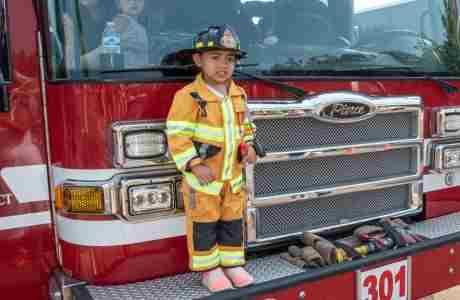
<box><xmin>246</xmin><ymin>93</ymin><xmax>423</xmax><ymax>244</ymax></box>
<box><xmin>254</xmin><ymin>112</ymin><xmax>418</xmax><ymax>153</ymax></box>
<box><xmin>256</xmin><ymin>184</ymin><xmax>410</xmax><ymax>239</ymax></box>
<box><xmin>254</xmin><ymin>147</ymin><xmax>418</xmax><ymax>198</ymax></box>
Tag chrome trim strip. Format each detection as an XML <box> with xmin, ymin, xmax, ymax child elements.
<box><xmin>432</xmin><ymin>107</ymin><xmax>460</xmax><ymax>137</ymax></box>
<box><xmin>52</xmin><ymin>165</ymin><xmax>179</xmax><ymax>186</ymax></box>
<box><xmin>423</xmin><ymin>169</ymin><xmax>460</xmax><ymax>192</ymax></box>
<box><xmin>57</xmin><ymin>171</ymin><xmax>185</xmax><ymax>222</ymax></box>
<box><xmin>251</xmin><ymin>171</ymin><xmax>422</xmax><ymax>208</ymax></box>
<box><xmin>251</xmin><ymin>143</ymin><xmax>423</xmax><ymax>208</ymax></box>
<box><xmin>246</xmin><ymin>181</ymin><xmax>422</xmax><ymax>244</ymax></box>
<box><xmin>246</xmin><ymin>207</ymin><xmax>257</xmax><ymax>244</ymax></box>
<box><xmin>250</xmin><ymin>93</ymin><xmax>421</xmax><ymax>122</ymax></box>
<box><xmin>112</xmin><ymin>121</ymin><xmax>174</xmax><ymax>169</ymax></box>
<box><xmin>258</xmin><ymin>140</ymin><xmax>423</xmax><ymax>163</ymax></box>
<box><xmin>38</xmin><ymin>31</ymin><xmax>62</xmax><ymax>264</ymax></box>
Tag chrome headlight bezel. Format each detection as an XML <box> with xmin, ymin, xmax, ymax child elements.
<box><xmin>433</xmin><ymin>107</ymin><xmax>460</xmax><ymax>137</ymax></box>
<box><xmin>120</xmin><ymin>175</ymin><xmax>183</xmax><ymax>222</ymax></box>
<box><xmin>112</xmin><ymin>121</ymin><xmax>173</xmax><ymax>168</ymax></box>
<box><xmin>433</xmin><ymin>142</ymin><xmax>460</xmax><ymax>171</ymax></box>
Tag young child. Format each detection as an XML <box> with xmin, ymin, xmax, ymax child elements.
<box><xmin>166</xmin><ymin>25</ymin><xmax>257</xmax><ymax>292</ymax></box>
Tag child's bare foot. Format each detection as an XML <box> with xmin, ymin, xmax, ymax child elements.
<box><xmin>223</xmin><ymin>266</ymin><xmax>255</xmax><ymax>287</ymax></box>
<box><xmin>202</xmin><ymin>267</ymin><xmax>233</xmax><ymax>293</ymax></box>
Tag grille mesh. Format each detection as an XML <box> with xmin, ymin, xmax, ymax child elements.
<box><xmin>254</xmin><ymin>112</ymin><xmax>418</xmax><ymax>153</ymax></box>
<box><xmin>254</xmin><ymin>147</ymin><xmax>417</xmax><ymax>197</ymax></box>
<box><xmin>256</xmin><ymin>184</ymin><xmax>410</xmax><ymax>239</ymax></box>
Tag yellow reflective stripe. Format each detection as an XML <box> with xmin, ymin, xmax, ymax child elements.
<box><xmin>173</xmin><ymin>147</ymin><xmax>197</xmax><ymax>170</ymax></box>
<box><xmin>243</xmin><ymin>122</ymin><xmax>256</xmax><ymax>130</ymax></box>
<box><xmin>220</xmin><ymin>250</ymin><xmax>245</xmax><ymax>266</ymax></box>
<box><xmin>184</xmin><ymin>173</ymin><xmax>223</xmax><ymax>195</ymax></box>
<box><xmin>192</xmin><ymin>249</ymin><xmax>220</xmax><ymax>270</ymax></box>
<box><xmin>230</xmin><ymin>174</ymin><xmax>244</xmax><ymax>193</ymax></box>
<box><xmin>221</xmin><ymin>97</ymin><xmax>237</xmax><ymax>180</ymax></box>
<box><xmin>166</xmin><ymin>121</ymin><xmax>195</xmax><ymax>136</ymax></box>
<box><xmin>243</xmin><ymin>135</ymin><xmax>254</xmax><ymax>143</ymax></box>
<box><xmin>167</xmin><ymin>121</ymin><xmax>225</xmax><ymax>142</ymax></box>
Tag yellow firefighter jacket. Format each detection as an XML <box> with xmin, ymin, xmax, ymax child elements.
<box><xmin>166</xmin><ymin>73</ymin><xmax>255</xmax><ymax>195</ymax></box>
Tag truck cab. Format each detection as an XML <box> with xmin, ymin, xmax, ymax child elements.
<box><xmin>3</xmin><ymin>0</ymin><xmax>460</xmax><ymax>299</ymax></box>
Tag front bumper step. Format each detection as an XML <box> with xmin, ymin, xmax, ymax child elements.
<box><xmin>75</xmin><ymin>212</ymin><xmax>460</xmax><ymax>300</ymax></box>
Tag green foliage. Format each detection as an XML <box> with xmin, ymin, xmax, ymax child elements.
<box><xmin>437</xmin><ymin>0</ymin><xmax>460</xmax><ymax>72</ymax></box>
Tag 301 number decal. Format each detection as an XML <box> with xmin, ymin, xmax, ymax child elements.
<box><xmin>358</xmin><ymin>260</ymin><xmax>409</xmax><ymax>300</ymax></box>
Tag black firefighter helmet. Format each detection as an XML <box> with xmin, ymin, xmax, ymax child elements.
<box><xmin>177</xmin><ymin>25</ymin><xmax>247</xmax><ymax>59</ymax></box>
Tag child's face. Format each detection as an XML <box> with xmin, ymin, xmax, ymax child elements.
<box><xmin>193</xmin><ymin>51</ymin><xmax>237</xmax><ymax>85</ymax></box>
<box><xmin>118</xmin><ymin>0</ymin><xmax>144</xmax><ymax>17</ymax></box>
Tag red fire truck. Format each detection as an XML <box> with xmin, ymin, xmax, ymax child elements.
<box><xmin>4</xmin><ymin>0</ymin><xmax>460</xmax><ymax>299</ymax></box>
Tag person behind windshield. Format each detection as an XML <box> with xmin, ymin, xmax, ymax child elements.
<box><xmin>64</xmin><ymin>0</ymin><xmax>148</xmax><ymax>71</ymax></box>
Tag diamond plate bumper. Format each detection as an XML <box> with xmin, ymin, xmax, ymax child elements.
<box><xmin>73</xmin><ymin>212</ymin><xmax>460</xmax><ymax>300</ymax></box>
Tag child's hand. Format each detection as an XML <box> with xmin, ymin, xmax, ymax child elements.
<box><xmin>191</xmin><ymin>164</ymin><xmax>216</xmax><ymax>185</ymax></box>
<box><xmin>242</xmin><ymin>146</ymin><xmax>257</xmax><ymax>164</ymax></box>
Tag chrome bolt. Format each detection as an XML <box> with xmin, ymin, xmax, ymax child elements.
<box><xmin>450</xmin><ymin>248</ymin><xmax>455</xmax><ymax>255</ymax></box>
<box><xmin>298</xmin><ymin>291</ymin><xmax>306</xmax><ymax>299</ymax></box>
<box><xmin>449</xmin><ymin>267</ymin><xmax>455</xmax><ymax>275</ymax></box>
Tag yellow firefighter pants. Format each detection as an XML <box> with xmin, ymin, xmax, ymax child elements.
<box><xmin>182</xmin><ymin>181</ymin><xmax>246</xmax><ymax>272</ymax></box>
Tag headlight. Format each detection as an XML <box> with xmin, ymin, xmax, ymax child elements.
<box><xmin>129</xmin><ymin>183</ymin><xmax>173</xmax><ymax>215</ymax></box>
<box><xmin>113</xmin><ymin>121</ymin><xmax>172</xmax><ymax>168</ymax></box>
<box><xmin>120</xmin><ymin>175</ymin><xmax>181</xmax><ymax>221</ymax></box>
<box><xmin>444</xmin><ymin>148</ymin><xmax>460</xmax><ymax>169</ymax></box>
<box><xmin>433</xmin><ymin>143</ymin><xmax>460</xmax><ymax>170</ymax></box>
<box><xmin>124</xmin><ymin>131</ymin><xmax>166</xmax><ymax>158</ymax></box>
<box><xmin>433</xmin><ymin>107</ymin><xmax>460</xmax><ymax>137</ymax></box>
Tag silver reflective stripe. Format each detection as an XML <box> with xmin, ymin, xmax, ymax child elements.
<box><xmin>167</xmin><ymin>121</ymin><xmax>225</xmax><ymax>143</ymax></box>
<box><xmin>173</xmin><ymin>147</ymin><xmax>198</xmax><ymax>170</ymax></box>
<box><xmin>221</xmin><ymin>97</ymin><xmax>237</xmax><ymax>180</ymax></box>
<box><xmin>184</xmin><ymin>173</ymin><xmax>223</xmax><ymax>195</ymax></box>
<box><xmin>230</xmin><ymin>174</ymin><xmax>244</xmax><ymax>193</ymax></box>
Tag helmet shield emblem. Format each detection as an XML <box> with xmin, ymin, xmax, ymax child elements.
<box><xmin>221</xmin><ymin>29</ymin><xmax>237</xmax><ymax>49</ymax></box>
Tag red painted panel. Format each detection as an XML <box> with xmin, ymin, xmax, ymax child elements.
<box><xmin>0</xmin><ymin>224</ymin><xmax>56</xmax><ymax>300</ymax></box>
<box><xmin>46</xmin><ymin>79</ymin><xmax>458</xmax><ymax>169</ymax></box>
<box><xmin>0</xmin><ymin>1</ymin><xmax>55</xmax><ymax>299</ymax></box>
<box><xmin>425</xmin><ymin>188</ymin><xmax>460</xmax><ymax>219</ymax></box>
<box><xmin>252</xmin><ymin>272</ymin><xmax>355</xmax><ymax>300</ymax></box>
<box><xmin>3</xmin><ymin>0</ymin><xmax>46</xmax><ymax>168</ymax></box>
<box><xmin>60</xmin><ymin>236</ymin><xmax>189</xmax><ymax>284</ymax></box>
<box><xmin>412</xmin><ymin>242</ymin><xmax>460</xmax><ymax>299</ymax></box>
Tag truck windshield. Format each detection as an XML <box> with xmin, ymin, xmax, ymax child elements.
<box><xmin>46</xmin><ymin>0</ymin><xmax>460</xmax><ymax>80</ymax></box>
<box><xmin>0</xmin><ymin>0</ymin><xmax>10</xmax><ymax>83</ymax></box>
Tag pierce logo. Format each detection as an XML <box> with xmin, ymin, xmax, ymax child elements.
<box><xmin>322</xmin><ymin>102</ymin><xmax>370</xmax><ymax>118</ymax></box>
<box><xmin>313</xmin><ymin>98</ymin><xmax>376</xmax><ymax>123</ymax></box>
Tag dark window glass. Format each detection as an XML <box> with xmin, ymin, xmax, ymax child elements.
<box><xmin>46</xmin><ymin>0</ymin><xmax>460</xmax><ymax>81</ymax></box>
<box><xmin>0</xmin><ymin>0</ymin><xmax>11</xmax><ymax>83</ymax></box>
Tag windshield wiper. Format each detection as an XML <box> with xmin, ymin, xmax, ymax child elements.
<box><xmin>101</xmin><ymin>64</ymin><xmax>196</xmax><ymax>73</ymax></box>
<box><xmin>234</xmin><ymin>69</ymin><xmax>307</xmax><ymax>99</ymax></box>
<box><xmin>102</xmin><ymin>64</ymin><xmax>309</xmax><ymax>99</ymax></box>
<box><xmin>347</xmin><ymin>66</ymin><xmax>459</xmax><ymax>94</ymax></box>
<box><xmin>269</xmin><ymin>65</ymin><xmax>459</xmax><ymax>94</ymax></box>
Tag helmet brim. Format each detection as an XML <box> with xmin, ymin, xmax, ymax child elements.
<box><xmin>175</xmin><ymin>47</ymin><xmax>247</xmax><ymax>59</ymax></box>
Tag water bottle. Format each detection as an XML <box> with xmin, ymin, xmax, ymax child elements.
<box><xmin>100</xmin><ymin>22</ymin><xmax>124</xmax><ymax>69</ymax></box>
